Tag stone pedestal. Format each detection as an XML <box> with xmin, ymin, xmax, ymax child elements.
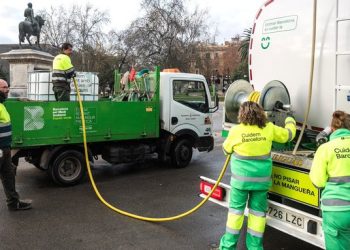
<box><xmin>0</xmin><ymin>49</ymin><xmax>54</xmax><ymax>97</ymax></box>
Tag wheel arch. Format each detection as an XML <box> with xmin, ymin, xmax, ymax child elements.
<box><xmin>174</xmin><ymin>128</ymin><xmax>198</xmax><ymax>145</ymax></box>
<box><xmin>42</xmin><ymin>144</ymin><xmax>94</xmax><ymax>170</ymax></box>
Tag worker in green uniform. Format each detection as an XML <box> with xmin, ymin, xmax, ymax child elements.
<box><xmin>52</xmin><ymin>42</ymin><xmax>75</xmax><ymax>101</ymax></box>
<box><xmin>220</xmin><ymin>101</ymin><xmax>296</xmax><ymax>250</ymax></box>
<box><xmin>310</xmin><ymin>110</ymin><xmax>350</xmax><ymax>250</ymax></box>
<box><xmin>0</xmin><ymin>79</ymin><xmax>32</xmax><ymax>211</ymax></box>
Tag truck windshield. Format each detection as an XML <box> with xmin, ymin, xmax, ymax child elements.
<box><xmin>173</xmin><ymin>80</ymin><xmax>209</xmax><ymax>113</ymax></box>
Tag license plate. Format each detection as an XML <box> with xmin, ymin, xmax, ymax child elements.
<box><xmin>267</xmin><ymin>204</ymin><xmax>304</xmax><ymax>229</ymax></box>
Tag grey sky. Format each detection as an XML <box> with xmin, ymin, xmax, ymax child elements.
<box><xmin>0</xmin><ymin>0</ymin><xmax>265</xmax><ymax>44</ymax></box>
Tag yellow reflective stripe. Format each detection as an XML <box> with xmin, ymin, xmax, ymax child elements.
<box><xmin>248</xmin><ymin>213</ymin><xmax>266</xmax><ymax>234</ymax></box>
<box><xmin>233</xmin><ymin>152</ymin><xmax>271</xmax><ymax>160</ymax></box>
<box><xmin>231</xmin><ymin>174</ymin><xmax>271</xmax><ymax>183</ymax></box>
<box><xmin>328</xmin><ymin>176</ymin><xmax>350</xmax><ymax>183</ymax></box>
<box><xmin>227</xmin><ymin>212</ymin><xmax>244</xmax><ymax>231</ymax></box>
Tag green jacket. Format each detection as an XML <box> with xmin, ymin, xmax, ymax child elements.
<box><xmin>310</xmin><ymin>129</ymin><xmax>350</xmax><ymax>211</ymax></box>
<box><xmin>223</xmin><ymin>117</ymin><xmax>296</xmax><ymax>190</ymax></box>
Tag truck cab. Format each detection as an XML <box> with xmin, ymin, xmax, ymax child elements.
<box><xmin>160</xmin><ymin>72</ymin><xmax>214</xmax><ymax>154</ymax></box>
<box><xmin>152</xmin><ymin>70</ymin><xmax>217</xmax><ymax>168</ymax></box>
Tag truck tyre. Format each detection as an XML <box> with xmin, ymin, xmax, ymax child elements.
<box><xmin>49</xmin><ymin>150</ymin><xmax>86</xmax><ymax>186</ymax></box>
<box><xmin>171</xmin><ymin>138</ymin><xmax>193</xmax><ymax>168</ymax></box>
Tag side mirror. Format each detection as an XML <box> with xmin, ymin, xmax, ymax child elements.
<box><xmin>209</xmin><ymin>92</ymin><xmax>219</xmax><ymax>113</ymax></box>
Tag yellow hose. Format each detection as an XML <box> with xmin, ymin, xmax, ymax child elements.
<box><xmin>248</xmin><ymin>91</ymin><xmax>261</xmax><ymax>103</ymax></box>
<box><xmin>72</xmin><ymin>77</ymin><xmax>230</xmax><ymax>222</ymax></box>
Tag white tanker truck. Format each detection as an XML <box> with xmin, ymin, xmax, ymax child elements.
<box><xmin>200</xmin><ymin>0</ymin><xmax>350</xmax><ymax>248</ymax></box>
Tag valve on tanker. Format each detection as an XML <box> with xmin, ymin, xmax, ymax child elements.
<box><xmin>224</xmin><ymin>79</ymin><xmax>292</xmax><ymax>127</ymax></box>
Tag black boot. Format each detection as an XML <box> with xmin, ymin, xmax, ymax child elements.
<box><xmin>8</xmin><ymin>200</ymin><xmax>32</xmax><ymax>211</ymax></box>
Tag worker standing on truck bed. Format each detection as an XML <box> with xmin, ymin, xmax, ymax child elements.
<box><xmin>52</xmin><ymin>42</ymin><xmax>75</xmax><ymax>101</ymax></box>
<box><xmin>310</xmin><ymin>111</ymin><xmax>350</xmax><ymax>250</ymax></box>
<box><xmin>219</xmin><ymin>101</ymin><xmax>296</xmax><ymax>250</ymax></box>
<box><xmin>0</xmin><ymin>79</ymin><xmax>32</xmax><ymax>211</ymax></box>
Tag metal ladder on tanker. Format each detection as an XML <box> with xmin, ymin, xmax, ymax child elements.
<box><xmin>335</xmin><ymin>0</ymin><xmax>350</xmax><ymax>111</ymax></box>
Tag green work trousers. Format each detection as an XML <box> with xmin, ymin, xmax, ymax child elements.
<box><xmin>220</xmin><ymin>187</ymin><xmax>268</xmax><ymax>250</ymax></box>
<box><xmin>322</xmin><ymin>210</ymin><xmax>350</xmax><ymax>250</ymax></box>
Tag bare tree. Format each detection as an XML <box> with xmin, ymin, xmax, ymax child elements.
<box><xmin>107</xmin><ymin>29</ymin><xmax>139</xmax><ymax>72</ymax></box>
<box><xmin>115</xmin><ymin>0</ymin><xmax>209</xmax><ymax>71</ymax></box>
<box><xmin>38</xmin><ymin>1</ymin><xmax>212</xmax><ymax>87</ymax></box>
<box><xmin>39</xmin><ymin>4</ymin><xmax>110</xmax><ymax>71</ymax></box>
<box><xmin>72</xmin><ymin>4</ymin><xmax>110</xmax><ymax>70</ymax></box>
<box><xmin>39</xmin><ymin>6</ymin><xmax>76</xmax><ymax>48</ymax></box>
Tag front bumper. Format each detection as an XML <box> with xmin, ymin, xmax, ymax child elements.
<box><xmin>196</xmin><ymin>136</ymin><xmax>214</xmax><ymax>152</ymax></box>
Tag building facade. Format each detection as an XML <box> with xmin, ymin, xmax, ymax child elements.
<box><xmin>190</xmin><ymin>37</ymin><xmax>241</xmax><ymax>89</ymax></box>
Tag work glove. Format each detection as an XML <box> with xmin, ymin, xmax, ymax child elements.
<box><xmin>315</xmin><ymin>127</ymin><xmax>332</xmax><ymax>147</ymax></box>
<box><xmin>316</xmin><ymin>137</ymin><xmax>328</xmax><ymax>147</ymax></box>
<box><xmin>287</xmin><ymin>112</ymin><xmax>295</xmax><ymax>120</ymax></box>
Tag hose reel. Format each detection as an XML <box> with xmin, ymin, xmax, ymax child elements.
<box><xmin>259</xmin><ymin>80</ymin><xmax>291</xmax><ymax>111</ymax></box>
<box><xmin>224</xmin><ymin>80</ymin><xmax>291</xmax><ymax>126</ymax></box>
<box><xmin>224</xmin><ymin>80</ymin><xmax>254</xmax><ymax>124</ymax></box>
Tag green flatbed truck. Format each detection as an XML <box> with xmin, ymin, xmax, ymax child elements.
<box><xmin>6</xmin><ymin>67</ymin><xmax>217</xmax><ymax>186</ymax></box>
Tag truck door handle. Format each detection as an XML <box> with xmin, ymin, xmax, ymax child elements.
<box><xmin>171</xmin><ymin>117</ymin><xmax>178</xmax><ymax>125</ymax></box>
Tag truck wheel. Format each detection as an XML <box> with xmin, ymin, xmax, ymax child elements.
<box><xmin>49</xmin><ymin>150</ymin><xmax>86</xmax><ymax>186</ymax></box>
<box><xmin>171</xmin><ymin>139</ymin><xmax>193</xmax><ymax>168</ymax></box>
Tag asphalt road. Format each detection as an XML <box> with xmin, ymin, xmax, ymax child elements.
<box><xmin>0</xmin><ymin>105</ymin><xmax>322</xmax><ymax>250</ymax></box>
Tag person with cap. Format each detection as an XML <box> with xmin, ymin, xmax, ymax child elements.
<box><xmin>219</xmin><ymin>101</ymin><xmax>296</xmax><ymax>250</ymax></box>
<box><xmin>310</xmin><ymin>110</ymin><xmax>350</xmax><ymax>250</ymax></box>
<box><xmin>0</xmin><ymin>79</ymin><xmax>32</xmax><ymax>211</ymax></box>
<box><xmin>52</xmin><ymin>42</ymin><xmax>75</xmax><ymax>101</ymax></box>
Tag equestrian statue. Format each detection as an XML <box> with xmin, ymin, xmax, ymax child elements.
<box><xmin>18</xmin><ymin>3</ymin><xmax>45</xmax><ymax>47</ymax></box>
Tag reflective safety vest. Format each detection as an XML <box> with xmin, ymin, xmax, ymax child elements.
<box><xmin>0</xmin><ymin>103</ymin><xmax>12</xmax><ymax>148</ymax></box>
<box><xmin>310</xmin><ymin>128</ymin><xmax>350</xmax><ymax>211</ymax></box>
<box><xmin>223</xmin><ymin>117</ymin><xmax>296</xmax><ymax>190</ymax></box>
<box><xmin>52</xmin><ymin>54</ymin><xmax>75</xmax><ymax>88</ymax></box>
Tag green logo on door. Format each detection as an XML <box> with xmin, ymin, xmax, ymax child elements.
<box><xmin>261</xmin><ymin>36</ymin><xmax>271</xmax><ymax>49</ymax></box>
